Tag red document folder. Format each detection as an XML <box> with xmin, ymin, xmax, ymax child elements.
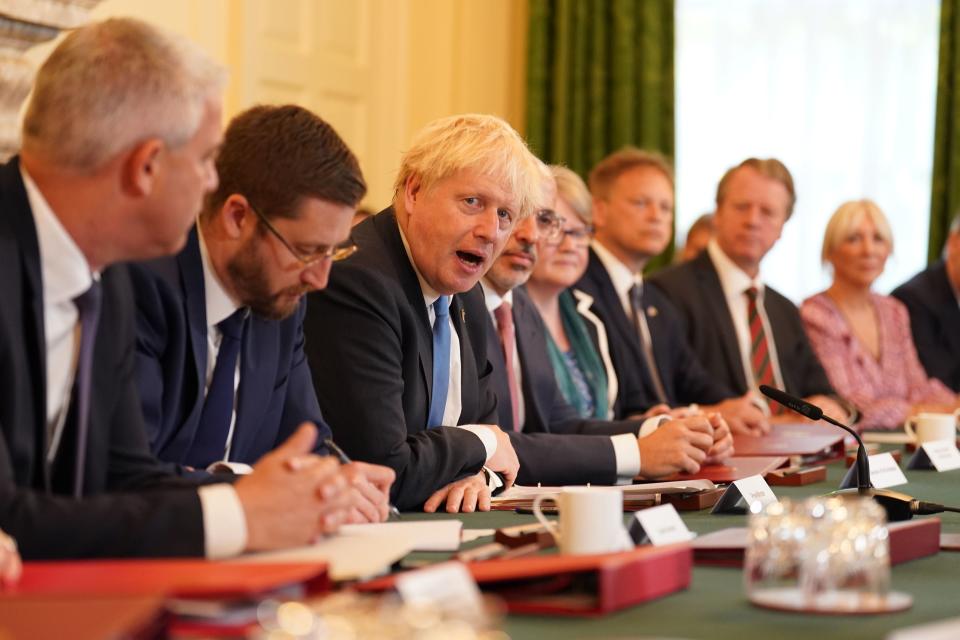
<box><xmin>733</xmin><ymin>422</ymin><xmax>844</xmax><ymax>458</ymax></box>
<box><xmin>692</xmin><ymin>518</ymin><xmax>941</xmax><ymax>567</ymax></box>
<box><xmin>5</xmin><ymin>560</ymin><xmax>330</xmax><ymax>598</ymax></box>
<box><xmin>358</xmin><ymin>544</ymin><xmax>692</xmax><ymax>616</ymax></box>
<box><xmin>664</xmin><ymin>456</ymin><xmax>789</xmax><ymax>484</ymax></box>
<box><xmin>0</xmin><ymin>594</ymin><xmax>166</xmax><ymax>640</ymax></box>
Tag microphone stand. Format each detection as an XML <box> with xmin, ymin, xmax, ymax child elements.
<box><xmin>759</xmin><ymin>385</ymin><xmax>916</xmax><ymax>521</ymax></box>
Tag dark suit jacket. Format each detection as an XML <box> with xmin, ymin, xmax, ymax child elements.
<box><xmin>484</xmin><ymin>287</ymin><xmax>640</xmax><ymax>484</ymax></box>
<box><xmin>304</xmin><ymin>209</ymin><xmax>492</xmax><ymax>510</ymax></box>
<box><xmin>649</xmin><ymin>250</ymin><xmax>835</xmax><ymax>399</ymax></box>
<box><xmin>0</xmin><ymin>158</ymin><xmax>205</xmax><ymax>559</ymax></box>
<box><xmin>576</xmin><ymin>248</ymin><xmax>733</xmax><ymax>414</ymax></box>
<box><xmin>891</xmin><ymin>261</ymin><xmax>960</xmax><ymax>392</ymax></box>
<box><xmin>128</xmin><ymin>230</ymin><xmax>331</xmax><ymax>467</ymax></box>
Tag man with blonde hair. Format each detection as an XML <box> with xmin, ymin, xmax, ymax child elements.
<box><xmin>0</xmin><ymin>18</ymin><xmax>373</xmax><ymax>559</ymax></box>
<box><xmin>651</xmin><ymin>158</ymin><xmax>850</xmax><ymax>422</ymax></box>
<box><xmin>305</xmin><ymin>114</ymin><xmax>543</xmax><ymax>512</ymax></box>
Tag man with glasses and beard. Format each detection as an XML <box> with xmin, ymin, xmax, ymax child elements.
<box><xmin>129</xmin><ymin>105</ymin><xmax>393</xmax><ymax>523</ymax></box>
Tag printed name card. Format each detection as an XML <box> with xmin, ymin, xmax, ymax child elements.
<box><xmin>908</xmin><ymin>440</ymin><xmax>960</xmax><ymax>472</ymax></box>
<box><xmin>628</xmin><ymin>504</ymin><xmax>695</xmax><ymax>546</ymax></box>
<box><xmin>396</xmin><ymin>562</ymin><xmax>483</xmax><ymax>616</ymax></box>
<box><xmin>711</xmin><ymin>475</ymin><xmax>777</xmax><ymax>515</ymax></box>
<box><xmin>867</xmin><ymin>452</ymin><xmax>909</xmax><ymax>488</ymax></box>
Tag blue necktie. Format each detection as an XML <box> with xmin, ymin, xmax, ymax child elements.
<box><xmin>427</xmin><ymin>296</ymin><xmax>451</xmax><ymax>428</ymax></box>
<box><xmin>67</xmin><ymin>281</ymin><xmax>102</xmax><ymax>497</ymax></box>
<box><xmin>189</xmin><ymin>308</ymin><xmax>247</xmax><ymax>467</ymax></box>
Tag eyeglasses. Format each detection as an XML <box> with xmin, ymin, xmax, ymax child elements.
<box><xmin>249</xmin><ymin>204</ymin><xmax>358</xmax><ymax>265</ymax></box>
<box><xmin>556</xmin><ymin>224</ymin><xmax>595</xmax><ymax>247</ymax></box>
<box><xmin>535</xmin><ymin>209</ymin><xmax>564</xmax><ymax>244</ymax></box>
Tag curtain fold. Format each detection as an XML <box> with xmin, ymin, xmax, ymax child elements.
<box><xmin>931</xmin><ymin>0</ymin><xmax>960</xmax><ymax>262</ymax></box>
<box><xmin>526</xmin><ymin>0</ymin><xmax>675</xmax><ymax>268</ymax></box>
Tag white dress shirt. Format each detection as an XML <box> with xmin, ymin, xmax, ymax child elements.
<box><xmin>196</xmin><ymin>226</ymin><xmax>252</xmax><ymax>472</ymax></box>
<box><xmin>24</xmin><ymin>167</ymin><xmax>246</xmax><ymax>560</ymax></box>
<box><xmin>706</xmin><ymin>239</ymin><xmax>785</xmax><ymax>403</ymax></box>
<box><xmin>397</xmin><ymin>227</ymin><xmax>498</xmax><ymax>460</ymax></box>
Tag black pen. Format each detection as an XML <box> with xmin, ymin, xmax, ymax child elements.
<box><xmin>323</xmin><ymin>438</ymin><xmax>402</xmax><ymax>520</ymax></box>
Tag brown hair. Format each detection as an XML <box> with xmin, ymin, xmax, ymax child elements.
<box><xmin>203</xmin><ymin>104</ymin><xmax>366</xmax><ymax>220</ymax></box>
<box><xmin>588</xmin><ymin>147</ymin><xmax>674</xmax><ymax>200</ymax></box>
<box><xmin>716</xmin><ymin>158</ymin><xmax>796</xmax><ymax>218</ymax></box>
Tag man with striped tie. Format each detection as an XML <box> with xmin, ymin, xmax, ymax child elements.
<box><xmin>651</xmin><ymin>158</ymin><xmax>852</xmax><ymax>424</ymax></box>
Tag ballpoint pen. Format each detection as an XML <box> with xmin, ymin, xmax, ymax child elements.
<box><xmin>323</xmin><ymin>438</ymin><xmax>402</xmax><ymax>520</ymax></box>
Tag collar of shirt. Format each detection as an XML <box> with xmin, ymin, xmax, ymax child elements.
<box><xmin>197</xmin><ymin>223</ymin><xmax>242</xmax><ymax>328</ymax></box>
<box><xmin>480</xmin><ymin>279</ymin><xmax>514</xmax><ymax>315</ymax></box>
<box><xmin>397</xmin><ymin>222</ymin><xmax>443</xmax><ymax>309</ymax></box>
<box><xmin>22</xmin><ymin>166</ymin><xmax>96</xmax><ymax>304</ymax></box>
<box><xmin>707</xmin><ymin>238</ymin><xmax>764</xmax><ymax>302</ymax></box>
<box><xmin>591</xmin><ymin>239</ymin><xmax>642</xmax><ymax>314</ymax></box>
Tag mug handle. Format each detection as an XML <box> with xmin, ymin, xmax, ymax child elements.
<box><xmin>532</xmin><ymin>494</ymin><xmax>561</xmax><ymax>543</ymax></box>
<box><xmin>904</xmin><ymin>416</ymin><xmax>918</xmax><ymax>441</ymax></box>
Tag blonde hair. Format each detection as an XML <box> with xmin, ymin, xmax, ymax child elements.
<box><xmin>393</xmin><ymin>113</ymin><xmax>542</xmax><ymax>220</ymax></box>
<box><xmin>550</xmin><ymin>165</ymin><xmax>592</xmax><ymax>225</ymax></box>
<box><xmin>588</xmin><ymin>147</ymin><xmax>674</xmax><ymax>200</ymax></box>
<box><xmin>821</xmin><ymin>199</ymin><xmax>894</xmax><ymax>265</ymax></box>
<box><xmin>716</xmin><ymin>158</ymin><xmax>796</xmax><ymax>218</ymax></box>
<box><xmin>22</xmin><ymin>17</ymin><xmax>227</xmax><ymax>171</ymax></box>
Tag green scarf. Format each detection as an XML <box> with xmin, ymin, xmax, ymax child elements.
<box><xmin>544</xmin><ymin>290</ymin><xmax>609</xmax><ymax>419</ymax></box>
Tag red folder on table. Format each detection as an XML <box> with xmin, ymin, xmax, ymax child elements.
<box><xmin>733</xmin><ymin>422</ymin><xmax>844</xmax><ymax>459</ymax></box>
<box><xmin>664</xmin><ymin>456</ymin><xmax>788</xmax><ymax>484</ymax></box>
<box><xmin>0</xmin><ymin>594</ymin><xmax>166</xmax><ymax>640</ymax></box>
<box><xmin>5</xmin><ymin>559</ymin><xmax>329</xmax><ymax>599</ymax></box>
<box><xmin>359</xmin><ymin>544</ymin><xmax>691</xmax><ymax>616</ymax></box>
<box><xmin>692</xmin><ymin>518</ymin><xmax>941</xmax><ymax>567</ymax></box>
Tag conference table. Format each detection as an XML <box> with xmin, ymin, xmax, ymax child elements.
<box><xmin>402</xmin><ymin>460</ymin><xmax>960</xmax><ymax>640</ymax></box>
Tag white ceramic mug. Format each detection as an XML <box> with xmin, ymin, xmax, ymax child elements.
<box><xmin>531</xmin><ymin>486</ymin><xmax>632</xmax><ymax>555</ymax></box>
<box><xmin>904</xmin><ymin>411</ymin><xmax>960</xmax><ymax>444</ymax></box>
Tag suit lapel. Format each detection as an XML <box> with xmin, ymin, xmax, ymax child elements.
<box><xmin>177</xmin><ymin>231</ymin><xmax>209</xmax><ymax>422</ymax></box>
<box><xmin>374</xmin><ymin>210</ymin><xmax>435</xmax><ymax>405</ymax></box>
<box><xmin>584</xmin><ymin>250</ymin><xmax>644</xmax><ymax>363</ymax></box>
<box><xmin>695</xmin><ymin>252</ymin><xmax>748</xmax><ymax>391</ymax></box>
<box><xmin>2</xmin><ymin>158</ymin><xmax>50</xmax><ymax>487</ymax></box>
<box><xmin>513</xmin><ymin>291</ymin><xmax>546</xmax><ymax>431</ymax></box>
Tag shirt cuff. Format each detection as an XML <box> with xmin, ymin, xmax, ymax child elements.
<box><xmin>610</xmin><ymin>433</ymin><xmax>641</xmax><ymax>480</ymax></box>
<box><xmin>638</xmin><ymin>415</ymin><xmax>669</xmax><ymax>438</ymax></box>
<box><xmin>206</xmin><ymin>461</ymin><xmax>254</xmax><ymax>475</ymax></box>
<box><xmin>451</xmin><ymin>424</ymin><xmax>498</xmax><ymax>462</ymax></box>
<box><xmin>482</xmin><ymin>466</ymin><xmax>505</xmax><ymax>492</ymax></box>
<box><xmin>198</xmin><ymin>483</ymin><xmax>248</xmax><ymax>559</ymax></box>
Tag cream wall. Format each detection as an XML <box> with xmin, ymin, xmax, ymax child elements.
<box><xmin>30</xmin><ymin>0</ymin><xmax>528</xmax><ymax>209</ymax></box>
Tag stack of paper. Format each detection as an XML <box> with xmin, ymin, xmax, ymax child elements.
<box><xmin>491</xmin><ymin>480</ymin><xmax>717</xmax><ymax>511</ymax></box>
<box><xmin>234</xmin><ymin>520</ymin><xmax>464</xmax><ymax>581</ymax></box>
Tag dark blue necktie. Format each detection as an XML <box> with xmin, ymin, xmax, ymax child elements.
<box><xmin>189</xmin><ymin>308</ymin><xmax>247</xmax><ymax>468</ymax></box>
<box><xmin>427</xmin><ymin>296</ymin><xmax>451</xmax><ymax>428</ymax></box>
<box><xmin>68</xmin><ymin>281</ymin><xmax>102</xmax><ymax>497</ymax></box>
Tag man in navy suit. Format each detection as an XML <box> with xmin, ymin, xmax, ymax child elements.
<box><xmin>480</xmin><ymin>171</ymin><xmax>731</xmax><ymax>480</ymax></box>
<box><xmin>892</xmin><ymin>214</ymin><xmax>960</xmax><ymax>392</ymax></box>
<box><xmin>130</xmin><ymin>105</ymin><xmax>392</xmax><ymax>520</ymax></box>
<box><xmin>1</xmin><ymin>19</ymin><xmax>384</xmax><ymax>559</ymax></box>
<box><xmin>575</xmin><ymin>148</ymin><xmax>768</xmax><ymax>435</ymax></box>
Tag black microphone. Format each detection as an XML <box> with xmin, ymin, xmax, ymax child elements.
<box><xmin>759</xmin><ymin>385</ymin><xmax>916</xmax><ymax>521</ymax></box>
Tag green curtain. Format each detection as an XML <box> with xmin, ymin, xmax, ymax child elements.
<box><xmin>526</xmin><ymin>0</ymin><xmax>675</xmax><ymax>268</ymax></box>
<box><xmin>931</xmin><ymin>0</ymin><xmax>960</xmax><ymax>262</ymax></box>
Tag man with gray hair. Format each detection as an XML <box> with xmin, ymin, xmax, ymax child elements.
<box><xmin>892</xmin><ymin>213</ymin><xmax>960</xmax><ymax>392</ymax></box>
<box><xmin>0</xmin><ymin>18</ymin><xmax>374</xmax><ymax>559</ymax></box>
<box><xmin>305</xmin><ymin>114</ymin><xmax>542</xmax><ymax>512</ymax></box>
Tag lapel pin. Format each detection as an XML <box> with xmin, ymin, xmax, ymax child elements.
<box><xmin>461</xmin><ymin>308</ymin><xmax>467</xmax><ymax>324</ymax></box>
<box><xmin>646</xmin><ymin>305</ymin><xmax>658</xmax><ymax>318</ymax></box>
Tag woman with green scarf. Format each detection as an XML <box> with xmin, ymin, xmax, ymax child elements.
<box><xmin>526</xmin><ymin>166</ymin><xmax>620</xmax><ymax>420</ymax></box>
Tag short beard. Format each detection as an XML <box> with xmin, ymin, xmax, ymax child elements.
<box><xmin>225</xmin><ymin>236</ymin><xmax>305</xmax><ymax>321</ymax></box>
